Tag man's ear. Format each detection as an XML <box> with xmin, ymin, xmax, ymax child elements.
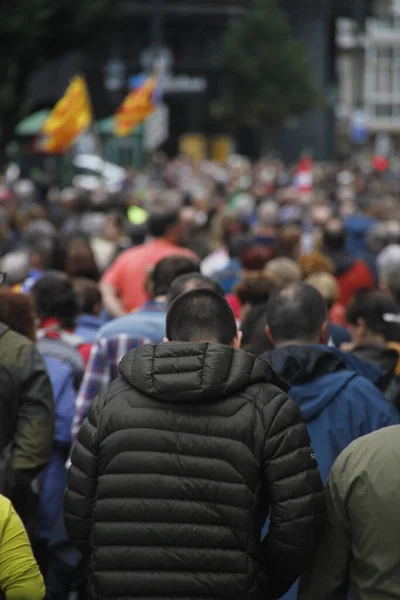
<box><xmin>231</xmin><ymin>330</ymin><xmax>243</xmax><ymax>350</ymax></box>
<box><xmin>265</xmin><ymin>325</ymin><xmax>275</xmax><ymax>346</ymax></box>
<box><xmin>357</xmin><ymin>317</ymin><xmax>368</xmax><ymax>337</ymax></box>
<box><xmin>320</xmin><ymin>321</ymin><xmax>329</xmax><ymax>345</ymax></box>
<box><xmin>163</xmin><ymin>337</ymin><xmax>169</xmax><ymax>343</ymax></box>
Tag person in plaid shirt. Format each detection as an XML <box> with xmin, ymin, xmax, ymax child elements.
<box><xmin>72</xmin><ymin>333</ymin><xmax>150</xmax><ymax>440</ymax></box>
<box><xmin>72</xmin><ymin>273</ymin><xmax>225</xmax><ymax>439</ymax></box>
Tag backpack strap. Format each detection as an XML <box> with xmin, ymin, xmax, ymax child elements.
<box><xmin>37</xmin><ymin>337</ymin><xmax>84</xmax><ymax>391</ymax></box>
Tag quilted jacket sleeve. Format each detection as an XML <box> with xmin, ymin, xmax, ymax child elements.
<box><xmin>261</xmin><ymin>389</ymin><xmax>325</xmax><ymax>599</ymax></box>
<box><xmin>64</xmin><ymin>393</ymin><xmax>102</xmax><ymax>557</ymax></box>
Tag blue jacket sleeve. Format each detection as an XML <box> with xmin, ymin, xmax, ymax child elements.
<box><xmin>350</xmin><ymin>376</ymin><xmax>400</xmax><ymax>437</ymax></box>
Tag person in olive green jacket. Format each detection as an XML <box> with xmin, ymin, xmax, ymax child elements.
<box><xmin>299</xmin><ymin>425</ymin><xmax>400</xmax><ymax>600</ymax></box>
<box><xmin>0</xmin><ymin>494</ymin><xmax>45</xmax><ymax>599</ymax></box>
<box><xmin>0</xmin><ymin>321</ymin><xmax>55</xmax><ymax>537</ymax></box>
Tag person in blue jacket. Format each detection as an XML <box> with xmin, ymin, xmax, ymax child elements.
<box><xmin>261</xmin><ymin>282</ymin><xmax>399</xmax><ymax>600</ymax></box>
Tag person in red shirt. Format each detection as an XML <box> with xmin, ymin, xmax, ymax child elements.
<box><xmin>323</xmin><ymin>219</ymin><xmax>374</xmax><ymax>306</ymax></box>
<box><xmin>100</xmin><ymin>208</ymin><xmax>198</xmax><ymax>316</ymax></box>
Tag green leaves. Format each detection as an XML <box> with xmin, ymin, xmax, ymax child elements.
<box><xmin>214</xmin><ymin>0</ymin><xmax>322</xmax><ymax>129</ymax></box>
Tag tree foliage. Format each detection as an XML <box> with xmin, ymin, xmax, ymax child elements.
<box><xmin>214</xmin><ymin>0</ymin><xmax>322</xmax><ymax>129</ymax></box>
<box><xmin>0</xmin><ymin>0</ymin><xmax>113</xmax><ymax>164</ymax></box>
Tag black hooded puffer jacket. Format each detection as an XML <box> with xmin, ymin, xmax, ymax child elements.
<box><xmin>64</xmin><ymin>342</ymin><xmax>325</xmax><ymax>600</ymax></box>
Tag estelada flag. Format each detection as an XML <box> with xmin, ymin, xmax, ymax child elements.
<box><xmin>42</xmin><ymin>76</ymin><xmax>93</xmax><ymax>153</ymax></box>
<box><xmin>294</xmin><ymin>156</ymin><xmax>313</xmax><ymax>196</ymax></box>
<box><xmin>114</xmin><ymin>76</ymin><xmax>157</xmax><ymax>137</ymax></box>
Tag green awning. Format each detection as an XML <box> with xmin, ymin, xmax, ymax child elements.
<box><xmin>16</xmin><ymin>110</ymin><xmax>50</xmax><ymax>136</ymax></box>
<box><xmin>95</xmin><ymin>117</ymin><xmax>143</xmax><ymax>136</ymax></box>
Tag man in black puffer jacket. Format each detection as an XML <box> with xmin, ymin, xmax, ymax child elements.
<box><xmin>64</xmin><ymin>289</ymin><xmax>325</xmax><ymax>600</ymax></box>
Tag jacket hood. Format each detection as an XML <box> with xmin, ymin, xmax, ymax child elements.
<box><xmin>262</xmin><ymin>345</ymin><xmax>348</xmax><ymax>386</ymax></box>
<box><xmin>261</xmin><ymin>345</ymin><xmax>357</xmax><ymax>422</ymax></box>
<box><xmin>119</xmin><ymin>342</ymin><xmax>289</xmax><ymax>403</ymax></box>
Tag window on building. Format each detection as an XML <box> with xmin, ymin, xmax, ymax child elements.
<box><xmin>365</xmin><ymin>39</ymin><xmax>400</xmax><ymax>123</ymax></box>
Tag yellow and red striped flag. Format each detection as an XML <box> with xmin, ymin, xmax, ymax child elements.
<box><xmin>42</xmin><ymin>76</ymin><xmax>93</xmax><ymax>153</ymax></box>
<box><xmin>114</xmin><ymin>76</ymin><xmax>157</xmax><ymax>137</ymax></box>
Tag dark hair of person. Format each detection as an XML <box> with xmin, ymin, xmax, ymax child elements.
<box><xmin>167</xmin><ymin>273</ymin><xmax>225</xmax><ymax>308</ymax></box>
<box><xmin>152</xmin><ymin>256</ymin><xmax>200</xmax><ymax>297</ymax></box>
<box><xmin>30</xmin><ymin>236</ymin><xmax>67</xmax><ymax>272</ymax></box>
<box><xmin>32</xmin><ymin>271</ymin><xmax>80</xmax><ymax>330</ymax></box>
<box><xmin>243</xmin><ymin>313</ymin><xmax>273</xmax><ymax>356</ymax></box>
<box><xmin>323</xmin><ymin>219</ymin><xmax>347</xmax><ymax>252</ymax></box>
<box><xmin>0</xmin><ymin>288</ymin><xmax>36</xmax><ymax>342</ymax></box>
<box><xmin>266</xmin><ymin>282</ymin><xmax>327</xmax><ymax>344</ymax></box>
<box><xmin>346</xmin><ymin>289</ymin><xmax>400</xmax><ymax>341</ymax></box>
<box><xmin>65</xmin><ymin>236</ymin><xmax>100</xmax><ymax>281</ymax></box>
<box><xmin>128</xmin><ymin>224</ymin><xmax>147</xmax><ymax>246</ymax></box>
<box><xmin>227</xmin><ymin>234</ymin><xmax>250</xmax><ymax>260</ymax></box>
<box><xmin>235</xmin><ymin>276</ymin><xmax>277</xmax><ymax>307</ymax></box>
<box><xmin>73</xmin><ymin>278</ymin><xmax>102</xmax><ymax>315</ymax></box>
<box><xmin>148</xmin><ymin>209</ymin><xmax>180</xmax><ymax>238</ymax></box>
<box><xmin>240</xmin><ymin>304</ymin><xmax>268</xmax><ymax>346</ymax></box>
<box><xmin>166</xmin><ymin>288</ymin><xmax>237</xmax><ymax>345</ymax></box>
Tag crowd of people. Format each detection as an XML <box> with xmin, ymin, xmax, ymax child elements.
<box><xmin>0</xmin><ymin>154</ymin><xmax>400</xmax><ymax>599</ymax></box>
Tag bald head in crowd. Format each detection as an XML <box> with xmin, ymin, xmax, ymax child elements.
<box><xmin>266</xmin><ymin>282</ymin><xmax>329</xmax><ymax>347</ymax></box>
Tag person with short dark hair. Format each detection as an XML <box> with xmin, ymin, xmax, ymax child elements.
<box><xmin>323</xmin><ymin>219</ymin><xmax>374</xmax><ymax>306</ymax></box>
<box><xmin>74</xmin><ymin>269</ymin><xmax>221</xmax><ymax>440</ymax></box>
<box><xmin>65</xmin><ymin>288</ymin><xmax>325</xmax><ymax>600</ymax></box>
<box><xmin>73</xmin><ymin>278</ymin><xmax>104</xmax><ymax>344</ymax></box>
<box><xmin>97</xmin><ymin>255</ymin><xmax>200</xmax><ymax>342</ymax></box>
<box><xmin>261</xmin><ymin>282</ymin><xmax>399</xmax><ymax>600</ymax></box>
<box><xmin>33</xmin><ymin>271</ymin><xmax>80</xmax><ymax>332</ymax></box>
<box><xmin>166</xmin><ymin>289</ymin><xmax>237</xmax><ymax>344</ymax></box>
<box><xmin>100</xmin><ymin>208</ymin><xmax>197</xmax><ymax>316</ymax></box>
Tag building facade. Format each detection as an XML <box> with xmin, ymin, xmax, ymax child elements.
<box><xmin>26</xmin><ymin>0</ymin><xmax>355</xmax><ymax>161</ymax></box>
<box><xmin>337</xmin><ymin>0</ymin><xmax>400</xmax><ymax>149</ymax></box>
